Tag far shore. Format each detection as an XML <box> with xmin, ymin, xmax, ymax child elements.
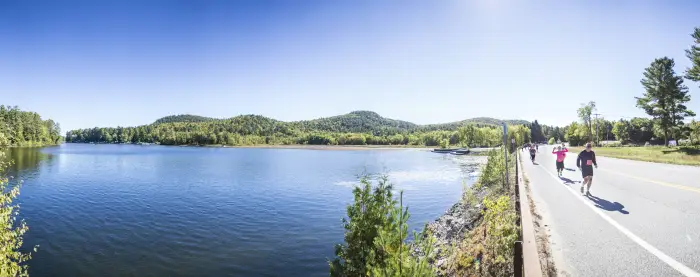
<box><xmin>64</xmin><ymin>142</ymin><xmax>496</xmax><ymax>153</ymax></box>
<box><xmin>207</xmin><ymin>144</ymin><xmax>431</xmax><ymax>151</ymax></box>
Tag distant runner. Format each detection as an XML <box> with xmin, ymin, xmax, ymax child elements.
<box><xmin>529</xmin><ymin>144</ymin><xmax>537</xmax><ymax>163</ymax></box>
<box><xmin>577</xmin><ymin>143</ymin><xmax>598</xmax><ymax>195</ymax></box>
<box><xmin>552</xmin><ymin>145</ymin><xmax>568</xmax><ymax>176</ymax></box>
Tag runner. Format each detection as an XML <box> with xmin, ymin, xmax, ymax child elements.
<box><xmin>529</xmin><ymin>143</ymin><xmax>537</xmax><ymax>163</ymax></box>
<box><xmin>576</xmin><ymin>142</ymin><xmax>598</xmax><ymax>195</ymax></box>
<box><xmin>552</xmin><ymin>145</ymin><xmax>568</xmax><ymax>176</ymax></box>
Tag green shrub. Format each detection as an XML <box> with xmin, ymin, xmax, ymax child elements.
<box><xmin>329</xmin><ymin>176</ymin><xmax>436</xmax><ymax>277</ymax></box>
<box><xmin>444</xmin><ymin>147</ymin><xmax>518</xmax><ymax>276</ymax></box>
<box><xmin>0</xmin><ymin>152</ymin><xmax>36</xmax><ymax>277</ymax></box>
<box><xmin>547</xmin><ymin>138</ymin><xmax>555</xmax><ymax>145</ymax></box>
<box><xmin>439</xmin><ymin>139</ymin><xmax>450</xmax><ymax>149</ymax></box>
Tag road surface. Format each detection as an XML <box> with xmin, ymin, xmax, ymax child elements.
<box><xmin>521</xmin><ymin>145</ymin><xmax>700</xmax><ymax>277</ymax></box>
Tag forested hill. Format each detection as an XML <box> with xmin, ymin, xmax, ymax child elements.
<box><xmin>293</xmin><ymin>111</ymin><xmax>418</xmax><ymax>133</ymax></box>
<box><xmin>0</xmin><ymin>105</ymin><xmax>63</xmax><ymax>147</ymax></box>
<box><xmin>153</xmin><ymin>114</ymin><xmax>217</xmax><ymax>124</ymax></box>
<box><xmin>65</xmin><ymin>111</ymin><xmax>529</xmax><ymax>146</ymax></box>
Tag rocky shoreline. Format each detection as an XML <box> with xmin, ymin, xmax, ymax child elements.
<box><xmin>412</xmin><ymin>156</ymin><xmax>489</xmax><ymax>275</ymax></box>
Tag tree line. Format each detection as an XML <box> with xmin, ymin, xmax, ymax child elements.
<box><xmin>0</xmin><ymin>105</ymin><xmax>62</xmax><ymax>147</ymax></box>
<box><xmin>530</xmin><ymin>27</ymin><xmax>700</xmax><ymax>147</ymax></box>
<box><xmin>66</xmin><ymin>111</ymin><xmax>532</xmax><ymax>147</ymax></box>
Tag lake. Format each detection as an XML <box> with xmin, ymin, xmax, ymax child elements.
<box><xmin>4</xmin><ymin>144</ymin><xmax>484</xmax><ymax>277</ymax></box>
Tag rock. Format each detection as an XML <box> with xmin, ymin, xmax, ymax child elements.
<box><xmin>412</xmin><ymin>187</ymin><xmax>487</xmax><ymax>275</ymax></box>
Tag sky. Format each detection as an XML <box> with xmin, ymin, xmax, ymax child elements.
<box><xmin>1</xmin><ymin>0</ymin><xmax>700</xmax><ymax>132</ymax></box>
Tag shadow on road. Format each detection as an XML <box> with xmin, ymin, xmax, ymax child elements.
<box><xmin>586</xmin><ymin>194</ymin><xmax>629</xmax><ymax>214</ymax></box>
<box><xmin>559</xmin><ymin>176</ymin><xmax>579</xmax><ymax>185</ymax></box>
<box><xmin>565</xmin><ymin>168</ymin><xmax>576</xmax><ymax>172</ymax></box>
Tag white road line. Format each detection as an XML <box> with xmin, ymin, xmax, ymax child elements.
<box><xmin>537</xmin><ymin>165</ymin><xmax>700</xmax><ymax>277</ymax></box>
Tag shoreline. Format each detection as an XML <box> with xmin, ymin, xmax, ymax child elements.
<box><xmin>66</xmin><ymin>142</ymin><xmax>435</xmax><ymax>151</ymax></box>
<box><xmin>64</xmin><ymin>142</ymin><xmax>498</xmax><ymax>154</ymax></box>
<box><xmin>210</xmin><ymin>144</ymin><xmax>433</xmax><ymax>151</ymax></box>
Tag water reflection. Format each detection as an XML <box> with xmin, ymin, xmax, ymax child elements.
<box><xmin>2</xmin><ymin>147</ymin><xmax>55</xmax><ymax>178</ymax></box>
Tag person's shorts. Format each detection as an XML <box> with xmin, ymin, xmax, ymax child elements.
<box><xmin>581</xmin><ymin>166</ymin><xmax>594</xmax><ymax>178</ymax></box>
<box><xmin>530</xmin><ymin>153</ymin><xmax>536</xmax><ymax>159</ymax></box>
<box><xmin>556</xmin><ymin>161</ymin><xmax>564</xmax><ymax>170</ymax></box>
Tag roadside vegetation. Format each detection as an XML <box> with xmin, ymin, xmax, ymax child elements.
<box><xmin>440</xmin><ymin>149</ymin><xmax>518</xmax><ymax>277</ymax></box>
<box><xmin>330</xmin><ymin>125</ymin><xmax>526</xmax><ymax>276</ymax></box>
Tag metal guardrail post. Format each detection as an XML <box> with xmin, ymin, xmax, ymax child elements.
<box><xmin>513</xmin><ymin>149</ymin><xmax>524</xmax><ymax>277</ymax></box>
<box><xmin>515</xmin><ymin>150</ymin><xmax>519</xmax><ymax>185</ymax></box>
<box><xmin>514</xmin><ymin>241</ymin><xmax>524</xmax><ymax>277</ymax></box>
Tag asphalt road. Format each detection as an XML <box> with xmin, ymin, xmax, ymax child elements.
<box><xmin>521</xmin><ymin>145</ymin><xmax>700</xmax><ymax>277</ymax></box>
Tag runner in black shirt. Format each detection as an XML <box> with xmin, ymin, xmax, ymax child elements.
<box><xmin>529</xmin><ymin>144</ymin><xmax>537</xmax><ymax>163</ymax></box>
<box><xmin>576</xmin><ymin>143</ymin><xmax>598</xmax><ymax>195</ymax></box>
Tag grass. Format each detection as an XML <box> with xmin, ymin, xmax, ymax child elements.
<box><xmin>569</xmin><ymin>146</ymin><xmax>700</xmax><ymax>166</ymax></box>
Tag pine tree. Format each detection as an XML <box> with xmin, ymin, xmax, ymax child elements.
<box><xmin>636</xmin><ymin>57</ymin><xmax>696</xmax><ymax>146</ymax></box>
<box><xmin>685</xmin><ymin>27</ymin><xmax>700</xmax><ymax>84</ymax></box>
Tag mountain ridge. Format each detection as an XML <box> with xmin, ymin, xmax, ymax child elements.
<box><xmin>151</xmin><ymin>110</ymin><xmax>529</xmax><ymax>129</ymax></box>
<box><xmin>66</xmin><ymin>110</ymin><xmax>532</xmax><ymax>145</ymax></box>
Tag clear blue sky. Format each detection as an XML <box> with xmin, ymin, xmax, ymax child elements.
<box><xmin>1</xmin><ymin>0</ymin><xmax>699</xmax><ymax>132</ymax></box>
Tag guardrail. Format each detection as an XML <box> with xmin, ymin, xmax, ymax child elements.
<box><xmin>513</xmin><ymin>147</ymin><xmax>544</xmax><ymax>277</ymax></box>
<box><xmin>514</xmin><ymin>149</ymin><xmax>524</xmax><ymax>277</ymax></box>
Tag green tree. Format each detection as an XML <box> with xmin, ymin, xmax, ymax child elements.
<box><xmin>329</xmin><ymin>176</ymin><xmax>436</xmax><ymax>277</ymax></box>
<box><xmin>0</xmin><ymin>152</ymin><xmax>36</xmax><ymax>277</ymax></box>
<box><xmin>628</xmin><ymin>118</ymin><xmax>655</xmax><ymax>145</ymax></box>
<box><xmin>367</xmin><ymin>192</ymin><xmax>436</xmax><ymax>277</ymax></box>
<box><xmin>329</xmin><ymin>176</ymin><xmax>397</xmax><ymax>276</ymax></box>
<box><xmin>0</xmin><ymin>106</ymin><xmax>62</xmax><ymax>147</ymax></box>
<box><xmin>457</xmin><ymin>125</ymin><xmax>477</xmax><ymax>147</ymax></box>
<box><xmin>685</xmin><ymin>27</ymin><xmax>700</xmax><ymax>85</ymax></box>
<box><xmin>529</xmin><ymin>120</ymin><xmax>545</xmax><ymax>142</ymax></box>
<box><xmin>612</xmin><ymin>120</ymin><xmax>632</xmax><ymax>143</ymax></box>
<box><xmin>637</xmin><ymin>57</ymin><xmax>696</xmax><ymax>146</ymax></box>
<box><xmin>577</xmin><ymin>101</ymin><xmax>596</xmax><ymax>144</ymax></box>
<box><xmin>688</xmin><ymin>120</ymin><xmax>700</xmax><ymax>145</ymax></box>
<box><xmin>564</xmin><ymin>122</ymin><xmax>586</xmax><ymax>146</ymax></box>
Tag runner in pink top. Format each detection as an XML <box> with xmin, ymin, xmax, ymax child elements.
<box><xmin>552</xmin><ymin>146</ymin><xmax>568</xmax><ymax>176</ymax></box>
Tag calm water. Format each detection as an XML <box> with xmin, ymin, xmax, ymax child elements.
<box><xmin>5</xmin><ymin>144</ymin><xmax>483</xmax><ymax>277</ymax></box>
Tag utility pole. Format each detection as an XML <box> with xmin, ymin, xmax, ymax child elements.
<box><xmin>593</xmin><ymin>113</ymin><xmax>601</xmax><ymax>146</ymax></box>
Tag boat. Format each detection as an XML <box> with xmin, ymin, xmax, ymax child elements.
<box><xmin>432</xmin><ymin>148</ymin><xmax>459</xmax><ymax>153</ymax></box>
<box><xmin>432</xmin><ymin>148</ymin><xmax>470</xmax><ymax>154</ymax></box>
<box><xmin>450</xmin><ymin>149</ymin><xmax>470</xmax><ymax>155</ymax></box>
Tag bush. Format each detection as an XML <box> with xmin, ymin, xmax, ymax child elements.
<box><xmin>0</xmin><ymin>152</ymin><xmax>36</xmax><ymax>277</ymax></box>
<box><xmin>444</xmin><ymin>148</ymin><xmax>519</xmax><ymax>276</ymax></box>
<box><xmin>329</xmin><ymin>176</ymin><xmax>436</xmax><ymax>277</ymax></box>
<box><xmin>439</xmin><ymin>139</ymin><xmax>450</xmax><ymax>149</ymax></box>
<box><xmin>547</xmin><ymin>138</ymin><xmax>555</xmax><ymax>145</ymax></box>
